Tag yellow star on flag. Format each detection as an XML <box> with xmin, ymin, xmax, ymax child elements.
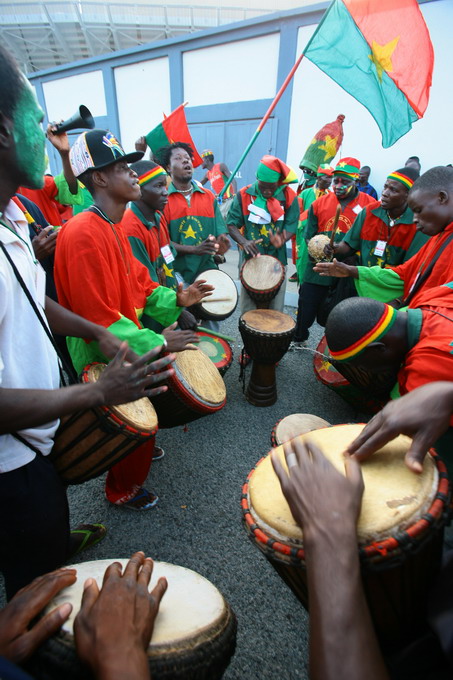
<box><xmin>319</xmin><ymin>358</ymin><xmax>332</xmax><ymax>375</ymax></box>
<box><xmin>318</xmin><ymin>135</ymin><xmax>339</xmax><ymax>161</ymax></box>
<box><xmin>163</xmin><ymin>262</ymin><xmax>174</xmax><ymax>278</ymax></box>
<box><xmin>368</xmin><ymin>36</ymin><xmax>400</xmax><ymax>82</ymax></box>
<box><xmin>260</xmin><ymin>225</ymin><xmax>269</xmax><ymax>237</ymax></box>
<box><xmin>183</xmin><ymin>225</ymin><xmax>197</xmax><ymax>239</ymax></box>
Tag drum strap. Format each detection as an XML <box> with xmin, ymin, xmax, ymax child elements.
<box><xmin>0</xmin><ymin>241</ymin><xmax>77</xmax><ymax>386</ymax></box>
<box><xmin>11</xmin><ymin>431</ymin><xmax>43</xmax><ymax>457</ymax></box>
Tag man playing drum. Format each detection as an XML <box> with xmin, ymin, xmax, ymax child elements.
<box><xmin>54</xmin><ymin>129</ymin><xmax>212</xmax><ymax>510</ymax></box>
<box><xmin>227</xmin><ymin>155</ymin><xmax>300</xmax><ymax>313</ymax></box>
<box><xmin>0</xmin><ymin>46</ymin><xmax>175</xmax><ymax>597</ymax></box>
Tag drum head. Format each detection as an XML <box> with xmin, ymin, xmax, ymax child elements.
<box><xmin>241</xmin><ymin>255</ymin><xmax>284</xmax><ymax>292</ymax></box>
<box><xmin>197</xmin><ymin>332</ymin><xmax>232</xmax><ymax>372</ymax></box>
<box><xmin>250</xmin><ymin>424</ymin><xmax>438</xmax><ymax>546</ymax></box>
<box><xmin>173</xmin><ymin>347</ymin><xmax>226</xmax><ymax>406</ymax></box>
<box><xmin>195</xmin><ymin>270</ymin><xmax>238</xmax><ymax>318</ymax></box>
<box><xmin>241</xmin><ymin>309</ymin><xmax>295</xmax><ymax>334</ymax></box>
<box><xmin>83</xmin><ymin>364</ymin><xmax>158</xmax><ymax>432</ymax></box>
<box><xmin>273</xmin><ymin>414</ymin><xmax>330</xmax><ymax>445</ymax></box>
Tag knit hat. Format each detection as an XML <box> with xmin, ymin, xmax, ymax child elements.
<box><xmin>300</xmin><ymin>114</ymin><xmax>345</xmax><ymax>172</ymax></box>
<box><xmin>130</xmin><ymin>160</ymin><xmax>167</xmax><ymax>186</ymax></box>
<box><xmin>387</xmin><ymin>167</ymin><xmax>419</xmax><ymax>190</ymax></box>
<box><xmin>334</xmin><ymin>157</ymin><xmax>361</xmax><ymax>179</ymax></box>
<box><xmin>70</xmin><ymin>129</ymin><xmax>143</xmax><ymax>177</ymax></box>
<box><xmin>256</xmin><ymin>155</ymin><xmax>298</xmax><ymax>185</ymax></box>
<box><xmin>201</xmin><ymin>150</ymin><xmax>214</xmax><ymax>158</ymax></box>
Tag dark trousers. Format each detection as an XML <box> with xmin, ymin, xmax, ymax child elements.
<box><xmin>294</xmin><ymin>282</ymin><xmax>329</xmax><ymax>341</ymax></box>
<box><xmin>0</xmin><ymin>454</ymin><xmax>70</xmax><ymax>600</ymax></box>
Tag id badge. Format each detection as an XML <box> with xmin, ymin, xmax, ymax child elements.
<box><xmin>161</xmin><ymin>244</ymin><xmax>174</xmax><ymax>264</ymax></box>
<box><xmin>374</xmin><ymin>240</ymin><xmax>387</xmax><ymax>257</ymax></box>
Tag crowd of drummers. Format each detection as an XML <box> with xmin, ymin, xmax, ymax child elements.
<box><xmin>2</xmin><ymin>42</ymin><xmax>453</xmax><ymax>680</ymax></box>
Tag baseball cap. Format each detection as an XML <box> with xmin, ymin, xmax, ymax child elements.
<box><xmin>70</xmin><ymin>129</ymin><xmax>144</xmax><ymax>177</ymax></box>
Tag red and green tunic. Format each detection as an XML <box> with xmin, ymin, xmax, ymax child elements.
<box><xmin>296</xmin><ymin>186</ymin><xmax>328</xmax><ymax>280</ymax></box>
<box><xmin>163</xmin><ymin>181</ymin><xmax>227</xmax><ymax>284</ymax></box>
<box><xmin>207</xmin><ymin>163</ymin><xmax>235</xmax><ymax>199</ymax></box>
<box><xmin>54</xmin><ymin>211</ymin><xmax>181</xmax><ymax>373</ymax></box>
<box><xmin>303</xmin><ymin>190</ymin><xmax>375</xmax><ymax>286</ymax></box>
<box><xmin>19</xmin><ymin>174</ymin><xmax>82</xmax><ymax>227</ymax></box>
<box><xmin>355</xmin><ymin>221</ymin><xmax>453</xmax><ymax>306</ymax></box>
<box><xmin>344</xmin><ymin>201</ymin><xmax>429</xmax><ymax>267</ymax></box>
<box><xmin>122</xmin><ymin>204</ymin><xmax>177</xmax><ymax>291</ymax></box>
<box><xmin>227</xmin><ymin>182</ymin><xmax>299</xmax><ymax>265</ymax></box>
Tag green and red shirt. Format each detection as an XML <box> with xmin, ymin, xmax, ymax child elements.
<box><xmin>343</xmin><ymin>201</ymin><xmax>429</xmax><ymax>268</ymax></box>
<box><xmin>122</xmin><ymin>204</ymin><xmax>177</xmax><ymax>291</ymax></box>
<box><xmin>164</xmin><ymin>181</ymin><xmax>227</xmax><ymax>284</ymax></box>
<box><xmin>296</xmin><ymin>186</ymin><xmax>328</xmax><ymax>280</ymax></box>
<box><xmin>227</xmin><ymin>182</ymin><xmax>299</xmax><ymax>265</ymax></box>
<box><xmin>54</xmin><ymin>210</ymin><xmax>180</xmax><ymax>372</ymax></box>
<box><xmin>304</xmin><ymin>190</ymin><xmax>375</xmax><ymax>286</ymax></box>
<box><xmin>207</xmin><ymin>163</ymin><xmax>235</xmax><ymax>199</ymax></box>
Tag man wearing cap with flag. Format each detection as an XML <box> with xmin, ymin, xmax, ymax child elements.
<box><xmin>200</xmin><ymin>150</ymin><xmax>237</xmax><ymax>221</ymax></box>
<box><xmin>227</xmin><ymin>154</ymin><xmax>300</xmax><ymax>313</ymax></box>
<box><xmin>54</xmin><ymin>129</ymin><xmax>212</xmax><ymax>510</ymax></box>
<box><xmin>293</xmin><ymin>157</ymin><xmax>375</xmax><ymax>346</ymax></box>
<box><xmin>293</xmin><ymin>164</ymin><xmax>333</xmax><ymax>284</ymax></box>
<box><xmin>325</xmin><ymin>166</ymin><xmax>428</xmax><ymax>268</ymax></box>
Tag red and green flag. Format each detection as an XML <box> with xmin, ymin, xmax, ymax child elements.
<box><xmin>145</xmin><ymin>104</ymin><xmax>203</xmax><ymax>167</ymax></box>
<box><xmin>304</xmin><ymin>0</ymin><xmax>434</xmax><ymax>148</ymax></box>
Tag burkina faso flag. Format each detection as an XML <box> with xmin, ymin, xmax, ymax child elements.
<box><xmin>145</xmin><ymin>104</ymin><xmax>203</xmax><ymax>167</ymax></box>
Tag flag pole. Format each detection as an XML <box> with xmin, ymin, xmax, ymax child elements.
<box><xmin>219</xmin><ymin>53</ymin><xmax>304</xmax><ymax>199</ymax></box>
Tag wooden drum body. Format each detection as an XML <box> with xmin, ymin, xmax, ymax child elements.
<box><xmin>238</xmin><ymin>309</ymin><xmax>295</xmax><ymax>407</ymax></box>
<box><xmin>314</xmin><ymin>335</ymin><xmax>385</xmax><ymax>415</ymax></box>
<box><xmin>240</xmin><ymin>255</ymin><xmax>285</xmax><ymax>309</ymax></box>
<box><xmin>151</xmin><ymin>347</ymin><xmax>227</xmax><ymax>428</ymax></box>
<box><xmin>30</xmin><ymin>560</ymin><xmax>237</xmax><ymax>680</ymax></box>
<box><xmin>50</xmin><ymin>363</ymin><xmax>158</xmax><ymax>484</ymax></box>
<box><xmin>191</xmin><ymin>269</ymin><xmax>238</xmax><ymax>322</ymax></box>
<box><xmin>196</xmin><ymin>331</ymin><xmax>233</xmax><ymax>376</ymax></box>
<box><xmin>242</xmin><ymin>424</ymin><xmax>450</xmax><ymax>652</ymax></box>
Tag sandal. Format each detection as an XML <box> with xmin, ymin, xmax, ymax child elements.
<box><xmin>152</xmin><ymin>445</ymin><xmax>165</xmax><ymax>461</ymax></box>
<box><xmin>121</xmin><ymin>488</ymin><xmax>159</xmax><ymax>511</ymax></box>
<box><xmin>69</xmin><ymin>523</ymin><xmax>107</xmax><ymax>558</ymax></box>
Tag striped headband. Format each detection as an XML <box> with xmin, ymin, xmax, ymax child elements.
<box><xmin>138</xmin><ymin>166</ymin><xmax>167</xmax><ymax>186</ymax></box>
<box><xmin>329</xmin><ymin>305</ymin><xmax>398</xmax><ymax>362</ymax></box>
<box><xmin>387</xmin><ymin>171</ymin><xmax>415</xmax><ymax>189</ymax></box>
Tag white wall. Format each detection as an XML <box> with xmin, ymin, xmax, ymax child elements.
<box><xmin>183</xmin><ymin>34</ymin><xmax>280</xmax><ymax>106</ymax></box>
<box><xmin>286</xmin><ymin>0</ymin><xmax>453</xmax><ymax>196</ymax></box>
<box><xmin>114</xmin><ymin>57</ymin><xmax>171</xmax><ymax>153</ymax></box>
<box><xmin>42</xmin><ymin>70</ymin><xmax>107</xmax><ymax>122</ymax></box>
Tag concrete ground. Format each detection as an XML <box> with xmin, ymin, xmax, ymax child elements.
<box><xmin>3</xmin><ymin>245</ymin><xmax>451</xmax><ymax>679</ymax></box>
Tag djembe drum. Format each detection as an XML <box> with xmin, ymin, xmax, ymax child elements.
<box><xmin>238</xmin><ymin>309</ymin><xmax>295</xmax><ymax>406</ymax></box>
<box><xmin>51</xmin><ymin>363</ymin><xmax>158</xmax><ymax>484</ymax></box>
<box><xmin>196</xmin><ymin>331</ymin><xmax>233</xmax><ymax>376</ymax></box>
<box><xmin>240</xmin><ymin>255</ymin><xmax>285</xmax><ymax>309</ymax></box>
<box><xmin>30</xmin><ymin>559</ymin><xmax>237</xmax><ymax>680</ymax></box>
<box><xmin>270</xmin><ymin>413</ymin><xmax>330</xmax><ymax>447</ymax></box>
<box><xmin>242</xmin><ymin>424</ymin><xmax>450</xmax><ymax>652</ymax></box>
<box><xmin>191</xmin><ymin>269</ymin><xmax>238</xmax><ymax>322</ymax></box>
<box><xmin>150</xmin><ymin>347</ymin><xmax>227</xmax><ymax>427</ymax></box>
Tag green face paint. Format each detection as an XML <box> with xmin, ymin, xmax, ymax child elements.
<box><xmin>12</xmin><ymin>81</ymin><xmax>46</xmax><ymax>189</ymax></box>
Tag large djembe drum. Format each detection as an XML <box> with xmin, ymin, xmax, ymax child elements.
<box><xmin>242</xmin><ymin>424</ymin><xmax>450</xmax><ymax>651</ymax></box>
<box><xmin>239</xmin><ymin>309</ymin><xmax>295</xmax><ymax>407</ymax></box>
<box><xmin>240</xmin><ymin>255</ymin><xmax>285</xmax><ymax>309</ymax></box>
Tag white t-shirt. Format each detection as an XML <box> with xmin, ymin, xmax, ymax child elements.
<box><xmin>0</xmin><ymin>200</ymin><xmax>60</xmax><ymax>472</ymax></box>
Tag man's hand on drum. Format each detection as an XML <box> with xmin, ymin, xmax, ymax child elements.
<box><xmin>241</xmin><ymin>238</ymin><xmax>261</xmax><ymax>257</ymax></box>
<box><xmin>347</xmin><ymin>382</ymin><xmax>453</xmax><ymax>473</ymax></box>
<box><xmin>96</xmin><ymin>343</ymin><xmax>176</xmax><ymax>403</ymax></box>
<box><xmin>272</xmin><ymin>438</ymin><xmax>364</xmax><ymax>542</ymax></box>
<box><xmin>269</xmin><ymin>229</ymin><xmax>287</xmax><ymax>250</ymax></box>
<box><xmin>32</xmin><ymin>226</ymin><xmax>59</xmax><ymax>261</ymax></box>
<box><xmin>0</xmin><ymin>568</ymin><xmax>76</xmax><ymax>664</ymax></box>
<box><xmin>177</xmin><ymin>309</ymin><xmax>198</xmax><ymax>330</ymax></box>
<box><xmin>313</xmin><ymin>258</ymin><xmax>358</xmax><ymax>279</ymax></box>
<box><xmin>74</xmin><ymin>552</ymin><xmax>167</xmax><ymax>680</ymax></box>
<box><xmin>192</xmin><ymin>236</ymin><xmax>219</xmax><ymax>257</ymax></box>
<box><xmin>176</xmin><ymin>281</ymin><xmax>214</xmax><ymax>308</ymax></box>
<box><xmin>162</xmin><ymin>322</ymin><xmax>199</xmax><ymax>352</ymax></box>
<box><xmin>216</xmin><ymin>233</ymin><xmax>231</xmax><ymax>256</ymax></box>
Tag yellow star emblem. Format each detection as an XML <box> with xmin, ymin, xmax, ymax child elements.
<box><xmin>318</xmin><ymin>135</ymin><xmax>339</xmax><ymax>161</ymax></box>
<box><xmin>183</xmin><ymin>225</ymin><xmax>197</xmax><ymax>239</ymax></box>
<box><xmin>260</xmin><ymin>225</ymin><xmax>269</xmax><ymax>237</ymax></box>
<box><xmin>163</xmin><ymin>262</ymin><xmax>174</xmax><ymax>278</ymax></box>
<box><xmin>368</xmin><ymin>36</ymin><xmax>400</xmax><ymax>82</ymax></box>
<box><xmin>376</xmin><ymin>256</ymin><xmax>384</xmax><ymax>267</ymax></box>
<box><xmin>319</xmin><ymin>358</ymin><xmax>332</xmax><ymax>375</ymax></box>
<box><xmin>213</xmin><ymin>337</ymin><xmax>220</xmax><ymax>344</ymax></box>
<box><xmin>221</xmin><ymin>352</ymin><xmax>227</xmax><ymax>359</ymax></box>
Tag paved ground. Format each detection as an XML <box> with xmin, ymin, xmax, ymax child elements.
<box><xmin>3</xmin><ymin>246</ymin><xmax>451</xmax><ymax>679</ymax></box>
